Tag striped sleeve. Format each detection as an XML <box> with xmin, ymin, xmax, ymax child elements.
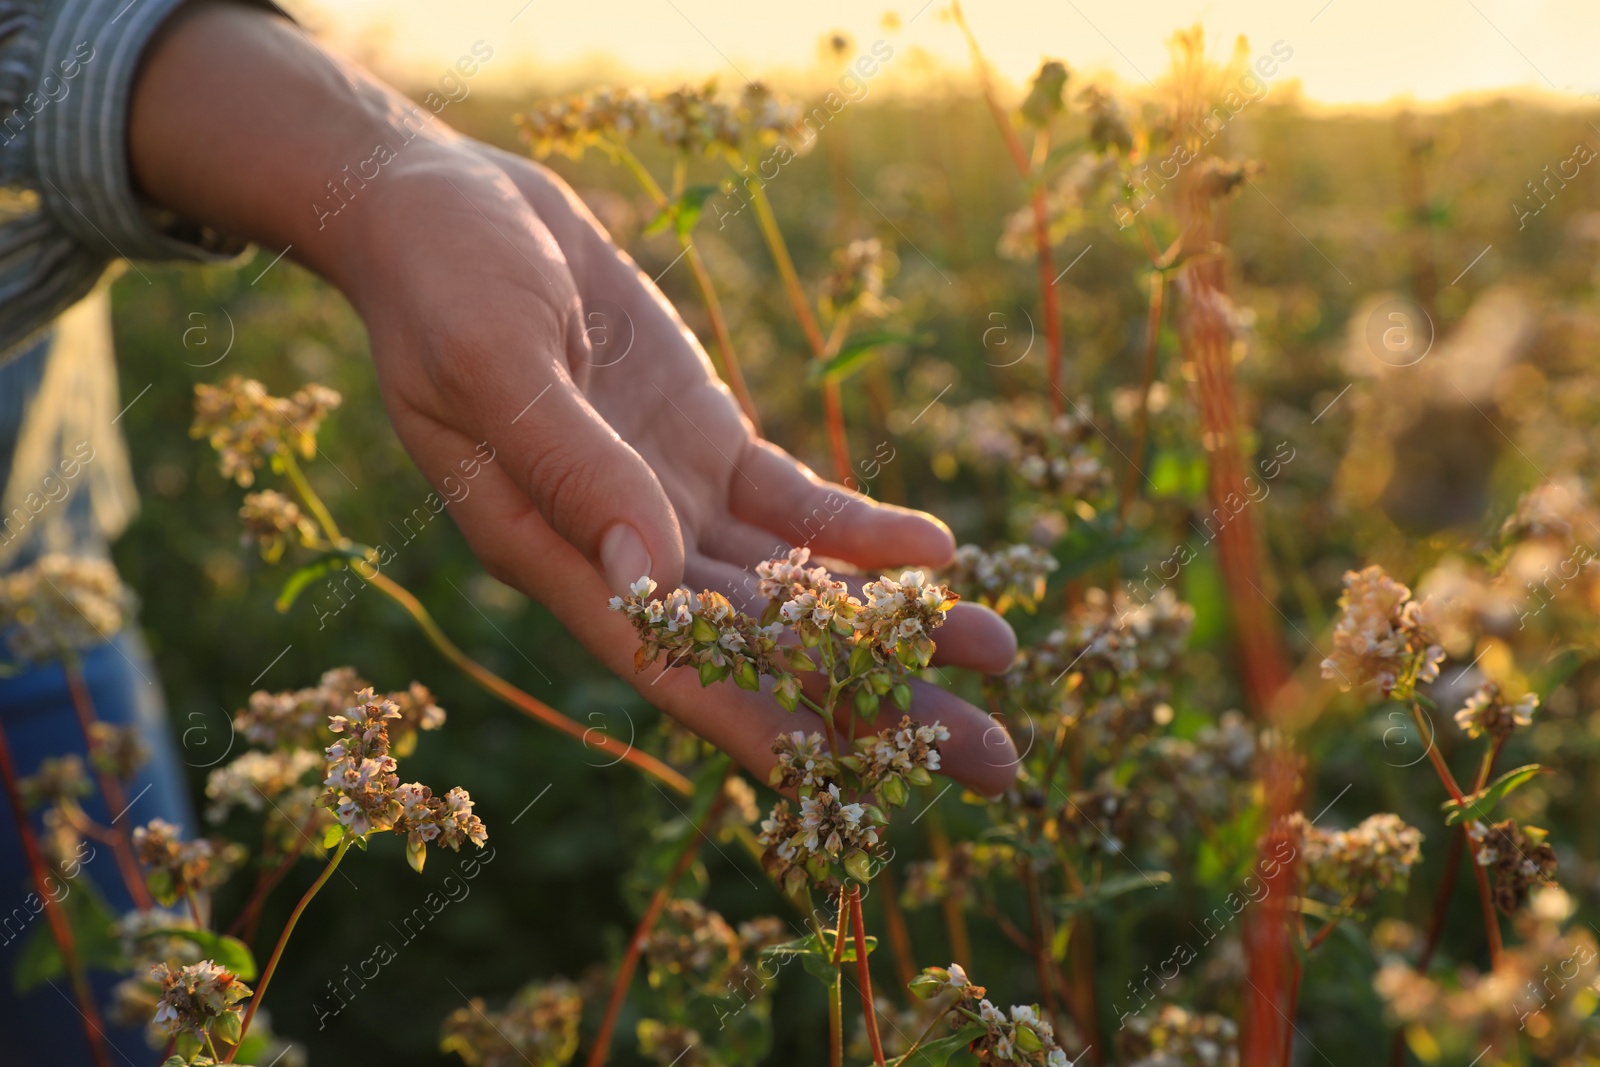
<box><xmin>32</xmin><ymin>0</ymin><xmax>251</xmax><ymax>263</ymax></box>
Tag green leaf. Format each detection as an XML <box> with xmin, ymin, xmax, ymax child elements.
<box><xmin>275</xmin><ymin>556</ymin><xmax>342</xmax><ymax>613</ymax></box>
<box><xmin>133</xmin><ymin>928</ymin><xmax>258</xmax><ymax>982</ymax></box>
<box><xmin>1443</xmin><ymin>764</ymin><xmax>1550</xmax><ymax>826</ymax></box>
<box><xmin>806</xmin><ymin>332</ymin><xmax>928</xmax><ymax>386</ymax></box>
<box><xmin>1056</xmin><ymin>870</ymin><xmax>1172</xmax><ymax>921</ymax></box>
<box><xmin>758</xmin><ymin>931</ymin><xmax>877</xmax><ymax>986</ymax></box>
<box><xmin>672</xmin><ymin>184</ymin><xmax>719</xmax><ymax>239</ymax></box>
<box><xmin>13</xmin><ymin>880</ymin><xmax>121</xmax><ymax>993</ymax></box>
<box><xmin>888</xmin><ymin>1024</ymin><xmax>987</xmax><ymax>1066</ymax></box>
<box><xmin>322</xmin><ymin>823</ymin><xmax>346</xmax><ymax>849</ymax></box>
<box><xmin>644</xmin><ymin>185</ymin><xmax>720</xmax><ymax>240</ymax></box>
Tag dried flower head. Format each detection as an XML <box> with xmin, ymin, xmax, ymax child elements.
<box><xmin>191</xmin><ymin>375</ymin><xmax>341</xmax><ymax>487</ymax></box>
<box><xmin>1321</xmin><ymin>565</ymin><xmax>1445</xmax><ymax>697</ymax></box>
<box><xmin>440</xmin><ymin>979</ymin><xmax>582</xmax><ymax>1067</ymax></box>
<box><xmin>0</xmin><ymin>554</ymin><xmax>132</xmax><ymax>663</ymax></box>
<box><xmin>1453</xmin><ymin>682</ymin><xmax>1538</xmax><ymax>740</ymax></box>
<box><xmin>239</xmin><ymin>489</ymin><xmax>319</xmax><ymax>561</ymax></box>
<box><xmin>1469</xmin><ymin>819</ymin><xmax>1558</xmax><ymax>915</ymax></box>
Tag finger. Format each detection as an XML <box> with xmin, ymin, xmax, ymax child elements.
<box><xmin>696</xmin><ymin>518</ymin><xmax>791</xmax><ymax>573</ymax></box>
<box><xmin>731</xmin><ymin>439</ymin><xmax>955</xmax><ymax>569</ymax></box>
<box><xmin>928</xmin><ymin>602</ymin><xmax>1018</xmax><ymax>675</ymax></box>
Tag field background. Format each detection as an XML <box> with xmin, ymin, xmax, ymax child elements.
<box><xmin>106</xmin><ymin>72</ymin><xmax>1600</xmax><ymax>1063</ymax></box>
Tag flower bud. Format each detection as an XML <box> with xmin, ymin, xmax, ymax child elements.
<box><xmin>734</xmin><ymin>660</ymin><xmax>760</xmax><ymax>691</ymax></box>
<box><xmin>909</xmin><ymin>967</ymin><xmax>950</xmax><ymax>1000</ymax></box>
<box><xmin>854</xmin><ymin>687</ymin><xmax>881</xmax><ymax>721</ymax></box>
<box><xmin>880</xmin><ymin>775</ymin><xmax>909</xmax><ymax>808</ymax></box>
<box><xmin>843</xmin><ymin>848</ymin><xmax>874</xmax><ymax>883</ymax></box>
<box><xmin>1015</xmin><ymin>1025</ymin><xmax>1044</xmax><ymax>1053</ymax></box>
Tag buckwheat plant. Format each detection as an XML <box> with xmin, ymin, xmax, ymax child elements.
<box><xmin>610</xmin><ymin>547</ymin><xmax>958</xmax><ymax>1066</ymax></box>
<box><xmin>192</xmin><ymin>376</ymin><xmax>689</xmax><ymax>794</ymax></box>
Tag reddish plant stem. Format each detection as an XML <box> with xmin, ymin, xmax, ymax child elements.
<box><xmin>1118</xmin><ymin>270</ymin><xmax>1166</xmax><ymax>529</ymax></box>
<box><xmin>225</xmin><ymin>820</ymin><xmax>317</xmax><ymax>942</ymax></box>
<box><xmin>228</xmin><ymin>838</ymin><xmax>350</xmax><ymax>1060</ymax></box>
<box><xmin>62</xmin><ymin>662</ymin><xmax>153</xmax><ymax>911</ymax></box>
<box><xmin>684</xmin><ymin>245</ymin><xmax>762</xmax><ymax>434</ymax></box>
<box><xmin>1408</xmin><ymin>704</ymin><xmax>1503</xmax><ymax>970</ymax></box>
<box><xmin>586</xmin><ymin>785</ymin><xmax>730</xmax><ymax>1067</ymax></box>
<box><xmin>1021</xmin><ymin>864</ymin><xmax>1063</xmax><ymax>1027</ymax></box>
<box><xmin>924</xmin><ymin>815</ymin><xmax>971</xmax><ymax>968</ymax></box>
<box><xmin>875</xmin><ymin>864</ymin><xmax>919</xmax><ymax>991</ymax></box>
<box><xmin>362</xmin><ymin>571</ymin><xmax>692</xmax><ymax>796</ymax></box>
<box><xmin>953</xmin><ymin>2</ymin><xmax>1064</xmax><ymax>413</ymax></box>
<box><xmin>850</xmin><ymin>886</ymin><xmax>887</xmax><ymax>1067</ymax></box>
<box><xmin>0</xmin><ymin>717</ymin><xmax>113</xmax><ymax>1067</ymax></box>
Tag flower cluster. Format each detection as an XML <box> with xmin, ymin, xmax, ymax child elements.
<box><xmin>1118</xmin><ymin>1005</ymin><xmax>1239</xmax><ymax>1067</ymax></box>
<box><xmin>321</xmin><ymin>688</ymin><xmax>486</xmax><ymax>870</ymax></box>
<box><xmin>1288</xmin><ymin>812</ymin><xmax>1423</xmax><ymax>903</ymax></box>
<box><xmin>150</xmin><ymin>959</ymin><xmax>253</xmax><ymax>1050</ymax></box>
<box><xmin>821</xmin><ymin>237</ymin><xmax>895</xmax><ymax>319</ymax></box>
<box><xmin>0</xmin><ymin>553</ymin><xmax>131</xmax><ymax>663</ymax></box>
<box><xmin>87</xmin><ymin>721</ymin><xmax>148</xmax><ymax>782</ymax></box>
<box><xmin>610</xmin><ymin>577</ymin><xmax>791</xmax><ymax>693</ymax></box>
<box><xmin>943</xmin><ymin>543</ymin><xmax>1058</xmax><ymax>614</ymax></box>
<box><xmin>233</xmin><ymin>667</ymin><xmax>444</xmax><ymax>754</ymax></box>
<box><xmin>641</xmin><ymin>898</ymin><xmax>743</xmax><ymax>994</ymax></box>
<box><xmin>191</xmin><ymin>375</ymin><xmax>341</xmax><ymax>488</ymax></box>
<box><xmin>18</xmin><ymin>754</ymin><xmax>90</xmax><ymax>810</ymax></box>
<box><xmin>1008</xmin><ymin>587</ymin><xmax>1193</xmax><ymax>744</ymax></box>
<box><xmin>109</xmin><ymin>908</ymin><xmax>204</xmax><ymax>1043</ymax></box>
<box><xmin>205</xmin><ymin>748</ymin><xmax>325</xmax><ymax>842</ymax></box>
<box><xmin>1375</xmin><ymin>918</ymin><xmax>1600</xmax><ymax>1062</ymax></box>
<box><xmin>1147</xmin><ymin>711</ymin><xmax>1260</xmax><ymax>827</ymax></box>
<box><xmin>855</xmin><ymin>569</ymin><xmax>959</xmax><ymax>670</ymax></box>
<box><xmin>910</xmin><ymin>964</ymin><xmax>1077</xmax><ymax>1066</ymax></box>
<box><xmin>239</xmin><ymin>488</ymin><xmax>319</xmax><ymax>561</ymax></box>
<box><xmin>1014</xmin><ymin>407</ymin><xmax>1115</xmax><ymax>504</ymax></box>
<box><xmin>133</xmin><ymin>819</ymin><xmax>240</xmax><ymax>905</ymax></box>
<box><xmin>439</xmin><ymin>980</ymin><xmax>582</xmax><ymax>1067</ymax></box>
<box><xmin>1320</xmin><ymin>565</ymin><xmax>1445</xmax><ymax>697</ymax></box>
<box><xmin>759</xmin><ymin>718</ymin><xmax>948</xmax><ymax>892</ymax></box>
<box><xmin>901</xmin><ymin>841</ymin><xmax>1016</xmax><ymax>911</ymax></box>
<box><xmin>518</xmin><ymin>81</ymin><xmax>802</xmax><ymax>160</ymax></box>
<box><xmin>1468</xmin><ymin>819</ymin><xmax>1558</xmax><ymax>915</ymax></box>
<box><xmin>1453</xmin><ymin>681</ymin><xmax>1538</xmax><ymax>740</ymax></box>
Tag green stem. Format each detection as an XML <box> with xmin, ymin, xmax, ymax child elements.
<box><xmin>227</xmin><ymin>839</ymin><xmax>351</xmax><ymax>1061</ymax></box>
<box><xmin>280</xmin><ymin>451</ymin><xmax>342</xmax><ymax>544</ymax></box>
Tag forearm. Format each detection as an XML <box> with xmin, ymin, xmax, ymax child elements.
<box><xmin>127</xmin><ymin>1</ymin><xmax>464</xmax><ymax>295</ymax></box>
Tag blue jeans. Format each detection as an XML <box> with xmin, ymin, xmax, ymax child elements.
<box><xmin>0</xmin><ymin>631</ymin><xmax>193</xmax><ymax>1067</ymax></box>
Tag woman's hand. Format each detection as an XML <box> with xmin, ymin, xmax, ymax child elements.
<box><xmin>130</xmin><ymin>2</ymin><xmax>1020</xmax><ymax>792</ymax></box>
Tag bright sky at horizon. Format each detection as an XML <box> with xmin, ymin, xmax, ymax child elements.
<box><xmin>297</xmin><ymin>0</ymin><xmax>1597</xmax><ymax>107</ymax></box>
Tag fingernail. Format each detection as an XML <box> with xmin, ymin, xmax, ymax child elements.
<box><xmin>599</xmin><ymin>522</ymin><xmax>652</xmax><ymax>597</ymax></box>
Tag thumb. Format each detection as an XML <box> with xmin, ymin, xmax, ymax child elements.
<box><xmin>500</xmin><ymin>375</ymin><xmax>684</xmax><ymax>597</ymax></box>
